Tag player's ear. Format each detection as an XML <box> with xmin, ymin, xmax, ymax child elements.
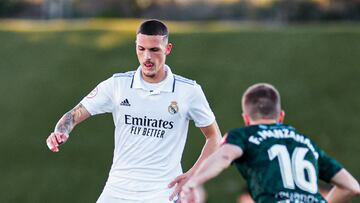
<box><xmin>242</xmin><ymin>113</ymin><xmax>251</xmax><ymax>126</ymax></box>
<box><xmin>278</xmin><ymin>110</ymin><xmax>285</xmax><ymax>123</ymax></box>
<box><xmin>165</xmin><ymin>43</ymin><xmax>172</xmax><ymax>55</ymax></box>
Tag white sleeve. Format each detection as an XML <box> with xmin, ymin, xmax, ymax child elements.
<box><xmin>188</xmin><ymin>83</ymin><xmax>216</xmax><ymax>127</ymax></box>
<box><xmin>80</xmin><ymin>77</ymin><xmax>114</xmax><ymax>115</ymax></box>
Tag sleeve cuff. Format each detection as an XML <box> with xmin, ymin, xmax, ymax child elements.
<box><xmin>80</xmin><ymin>100</ymin><xmax>96</xmax><ymax>116</ymax></box>
<box><xmin>194</xmin><ymin>117</ymin><xmax>216</xmax><ymax>128</ymax></box>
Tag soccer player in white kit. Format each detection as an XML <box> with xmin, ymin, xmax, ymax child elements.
<box><xmin>46</xmin><ymin>19</ymin><xmax>222</xmax><ymax>203</ymax></box>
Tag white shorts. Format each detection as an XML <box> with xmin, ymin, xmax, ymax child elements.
<box><xmin>96</xmin><ymin>192</ymin><xmax>178</xmax><ymax>203</ymax></box>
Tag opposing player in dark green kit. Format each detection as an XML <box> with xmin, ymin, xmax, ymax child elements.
<box><xmin>181</xmin><ymin>83</ymin><xmax>360</xmax><ymax>203</ymax></box>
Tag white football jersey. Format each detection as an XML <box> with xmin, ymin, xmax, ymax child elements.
<box><xmin>81</xmin><ymin>65</ymin><xmax>215</xmax><ymax>200</ymax></box>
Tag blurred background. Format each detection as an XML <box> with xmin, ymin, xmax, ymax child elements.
<box><xmin>0</xmin><ymin>0</ymin><xmax>359</xmax><ymax>203</ymax></box>
<box><xmin>0</xmin><ymin>0</ymin><xmax>359</xmax><ymax>21</ymax></box>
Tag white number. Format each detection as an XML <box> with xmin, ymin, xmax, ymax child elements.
<box><xmin>268</xmin><ymin>145</ymin><xmax>295</xmax><ymax>189</ymax></box>
<box><xmin>292</xmin><ymin>147</ymin><xmax>318</xmax><ymax>193</ymax></box>
<box><xmin>268</xmin><ymin>144</ymin><xmax>318</xmax><ymax>194</ymax></box>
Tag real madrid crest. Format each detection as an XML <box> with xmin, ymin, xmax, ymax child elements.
<box><xmin>168</xmin><ymin>101</ymin><xmax>179</xmax><ymax>115</ymax></box>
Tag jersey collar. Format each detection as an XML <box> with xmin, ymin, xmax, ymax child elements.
<box><xmin>131</xmin><ymin>65</ymin><xmax>175</xmax><ymax>93</ymax></box>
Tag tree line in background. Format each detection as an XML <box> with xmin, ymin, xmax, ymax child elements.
<box><xmin>0</xmin><ymin>0</ymin><xmax>359</xmax><ymax>22</ymax></box>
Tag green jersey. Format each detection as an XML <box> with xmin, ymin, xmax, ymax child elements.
<box><xmin>225</xmin><ymin>123</ymin><xmax>342</xmax><ymax>203</ymax></box>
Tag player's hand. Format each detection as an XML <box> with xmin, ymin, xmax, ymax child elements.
<box><xmin>168</xmin><ymin>170</ymin><xmax>194</xmax><ymax>202</ymax></box>
<box><xmin>180</xmin><ymin>182</ymin><xmax>200</xmax><ymax>203</ymax></box>
<box><xmin>46</xmin><ymin>132</ymin><xmax>69</xmax><ymax>152</ymax></box>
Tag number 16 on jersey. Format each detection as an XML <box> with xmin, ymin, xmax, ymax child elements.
<box><xmin>268</xmin><ymin>144</ymin><xmax>318</xmax><ymax>194</ymax></box>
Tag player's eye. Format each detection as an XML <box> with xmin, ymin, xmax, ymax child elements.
<box><xmin>138</xmin><ymin>46</ymin><xmax>145</xmax><ymax>51</ymax></box>
<box><xmin>150</xmin><ymin>48</ymin><xmax>160</xmax><ymax>52</ymax></box>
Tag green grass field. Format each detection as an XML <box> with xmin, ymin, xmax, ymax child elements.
<box><xmin>0</xmin><ymin>19</ymin><xmax>359</xmax><ymax>202</ymax></box>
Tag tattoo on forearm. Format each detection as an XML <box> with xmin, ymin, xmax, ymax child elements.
<box><xmin>55</xmin><ymin>104</ymin><xmax>84</xmax><ymax>135</ymax></box>
<box><xmin>72</xmin><ymin>104</ymin><xmax>84</xmax><ymax>120</ymax></box>
<box><xmin>55</xmin><ymin>111</ymin><xmax>74</xmax><ymax>135</ymax></box>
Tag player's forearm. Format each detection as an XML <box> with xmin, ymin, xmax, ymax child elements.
<box><xmin>189</xmin><ymin>122</ymin><xmax>222</xmax><ymax>173</ymax></box>
<box><xmin>54</xmin><ymin>104</ymin><xmax>90</xmax><ymax>135</ymax></box>
<box><xmin>326</xmin><ymin>169</ymin><xmax>360</xmax><ymax>203</ymax></box>
<box><xmin>189</xmin><ymin>134</ymin><xmax>221</xmax><ymax>173</ymax></box>
<box><xmin>55</xmin><ymin>111</ymin><xmax>75</xmax><ymax>135</ymax></box>
<box><xmin>326</xmin><ymin>186</ymin><xmax>359</xmax><ymax>203</ymax></box>
<box><xmin>190</xmin><ymin>151</ymin><xmax>232</xmax><ymax>187</ymax></box>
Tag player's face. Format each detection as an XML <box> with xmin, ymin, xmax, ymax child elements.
<box><xmin>136</xmin><ymin>33</ymin><xmax>172</xmax><ymax>83</ymax></box>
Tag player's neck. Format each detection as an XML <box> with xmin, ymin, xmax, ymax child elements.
<box><xmin>249</xmin><ymin>119</ymin><xmax>278</xmax><ymax>125</ymax></box>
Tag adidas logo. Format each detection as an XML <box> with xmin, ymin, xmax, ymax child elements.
<box><xmin>120</xmin><ymin>99</ymin><xmax>131</xmax><ymax>106</ymax></box>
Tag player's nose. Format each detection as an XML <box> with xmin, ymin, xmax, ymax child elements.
<box><xmin>144</xmin><ymin>50</ymin><xmax>151</xmax><ymax>60</ymax></box>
